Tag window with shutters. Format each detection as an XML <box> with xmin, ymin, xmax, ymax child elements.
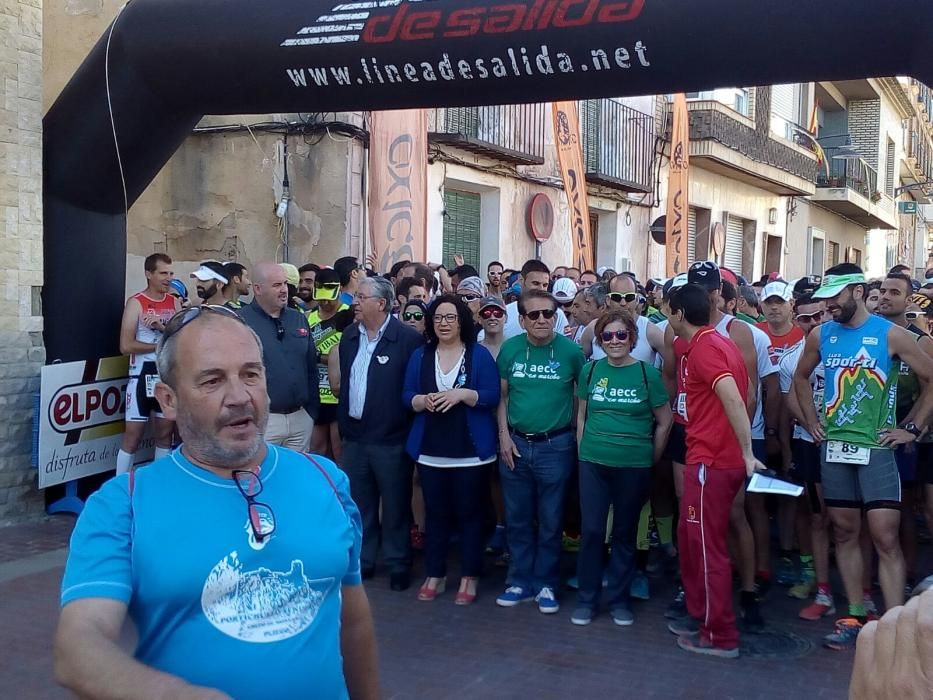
<box><xmin>725</xmin><ymin>215</ymin><xmax>745</xmax><ymax>274</ymax></box>
<box><xmin>442</xmin><ymin>190</ymin><xmax>481</xmax><ymax>270</ymax></box>
<box><xmin>828</xmin><ymin>241</ymin><xmax>840</xmax><ymax>266</ymax></box>
<box><xmin>885</xmin><ymin>138</ymin><xmax>896</xmax><ymax>197</ymax></box>
<box><xmin>687</xmin><ymin>207</ymin><xmax>697</xmax><ymax>264</ymax></box>
<box><xmin>581</xmin><ymin>99</ymin><xmax>602</xmax><ymax>175</ymax></box>
<box><xmin>809</xmin><ymin>227</ymin><xmax>826</xmax><ymax>276</ymax></box>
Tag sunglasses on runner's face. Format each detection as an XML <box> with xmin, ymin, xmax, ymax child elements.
<box><xmin>600</xmin><ymin>330</ymin><xmax>630</xmax><ymax>343</ymax></box>
<box><xmin>607</xmin><ymin>292</ymin><xmax>641</xmax><ymax>304</ymax></box>
<box><xmin>795</xmin><ymin>311</ymin><xmax>824</xmax><ymax>323</ymax></box>
<box><xmin>906</xmin><ymin>311</ymin><xmax>924</xmax><ymax>320</ymax></box>
<box><xmin>402</xmin><ymin>311</ymin><xmax>424</xmax><ymax>321</ymax></box>
<box><xmin>523</xmin><ymin>309</ymin><xmax>556</xmax><ymax>321</ymax></box>
<box><xmin>459</xmin><ymin>294</ymin><xmax>482</xmax><ymax>303</ymax></box>
<box><xmin>480</xmin><ymin>307</ymin><xmax>505</xmax><ymax>320</ymax></box>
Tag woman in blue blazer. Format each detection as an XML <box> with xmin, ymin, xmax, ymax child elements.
<box><xmin>403</xmin><ymin>294</ymin><xmax>500</xmax><ymax>605</ymax></box>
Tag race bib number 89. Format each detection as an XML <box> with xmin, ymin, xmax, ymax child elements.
<box><xmin>826</xmin><ymin>440</ymin><xmax>870</xmax><ymax>465</ymax></box>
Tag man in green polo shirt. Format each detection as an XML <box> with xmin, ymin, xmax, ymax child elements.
<box><xmin>495</xmin><ymin>289</ymin><xmax>585</xmax><ymax>615</ymax></box>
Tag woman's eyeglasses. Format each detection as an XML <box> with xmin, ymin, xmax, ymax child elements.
<box><xmin>232</xmin><ymin>469</ymin><xmax>276</xmax><ymax>543</ymax></box>
<box><xmin>480</xmin><ymin>307</ymin><xmax>505</xmax><ymax>320</ymax></box>
<box><xmin>600</xmin><ymin>330</ymin><xmax>630</xmax><ymax>342</ymax></box>
<box><xmin>607</xmin><ymin>292</ymin><xmax>641</xmax><ymax>304</ymax></box>
<box><xmin>402</xmin><ymin>311</ymin><xmax>424</xmax><ymax>321</ymax></box>
<box><xmin>433</xmin><ymin>313</ymin><xmax>459</xmax><ymax>325</ymax></box>
<box><xmin>523</xmin><ymin>309</ymin><xmax>556</xmax><ymax>321</ymax></box>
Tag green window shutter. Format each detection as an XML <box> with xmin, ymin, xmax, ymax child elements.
<box><xmin>581</xmin><ymin>99</ymin><xmax>601</xmax><ymax>173</ymax></box>
<box><xmin>442</xmin><ymin>190</ymin><xmax>482</xmax><ymax>270</ymax></box>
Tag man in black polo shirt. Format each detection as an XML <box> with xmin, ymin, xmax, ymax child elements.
<box><xmin>332</xmin><ymin>275</ymin><xmax>424</xmax><ymax>591</ymax></box>
<box><xmin>238</xmin><ymin>262</ymin><xmax>319</xmax><ymax>452</ymax></box>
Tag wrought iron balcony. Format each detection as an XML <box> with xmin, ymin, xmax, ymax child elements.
<box><xmin>816</xmin><ymin>146</ymin><xmax>880</xmax><ymax>201</ymax></box>
<box><xmin>428</xmin><ymin>104</ymin><xmax>546</xmax><ymax>165</ymax></box>
<box><xmin>666</xmin><ymin>100</ymin><xmax>818</xmax><ymax>196</ymax></box>
<box><xmin>578</xmin><ymin>98</ymin><xmax>655</xmax><ymax>193</ymax></box>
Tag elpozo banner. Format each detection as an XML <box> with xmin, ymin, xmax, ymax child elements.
<box><xmin>368</xmin><ymin>109</ymin><xmax>428</xmax><ymax>273</ymax></box>
<box><xmin>552</xmin><ymin>101</ymin><xmax>594</xmax><ymax>271</ymax></box>
<box><xmin>38</xmin><ymin>356</ymin><xmax>154</xmax><ymax>488</ymax></box>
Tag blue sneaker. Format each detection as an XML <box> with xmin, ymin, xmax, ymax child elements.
<box><xmin>776</xmin><ymin>557</ymin><xmax>799</xmax><ymax>586</ymax></box>
<box><xmin>630</xmin><ymin>573</ymin><xmax>650</xmax><ymax>600</ymax></box>
<box><xmin>535</xmin><ymin>586</ymin><xmax>560</xmax><ymax>614</ymax></box>
<box><xmin>496</xmin><ymin>585</ymin><xmax>534</xmax><ymax>607</ymax></box>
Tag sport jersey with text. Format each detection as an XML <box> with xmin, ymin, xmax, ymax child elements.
<box><xmin>60</xmin><ymin>446</ymin><xmax>363</xmax><ymax>700</ymax></box>
<box><xmin>577</xmin><ymin>358</ymin><xmax>668</xmax><ymax>467</ymax></box>
<box><xmin>778</xmin><ymin>340</ymin><xmax>825</xmax><ymax>443</ymax></box>
<box><xmin>497</xmin><ymin>332</ymin><xmax>585</xmax><ymax>434</ymax></box>
<box><xmin>307</xmin><ymin>305</ymin><xmax>351</xmax><ymax>405</ymax></box>
<box><xmin>681</xmin><ymin>327</ymin><xmax>749</xmax><ymax>468</ymax></box>
<box><xmin>128</xmin><ymin>292</ymin><xmax>177</xmax><ymax>374</ymax></box>
<box><xmin>591</xmin><ymin>315</ymin><xmax>656</xmax><ymax>365</ymax></box>
<box><xmin>820</xmin><ymin>314</ymin><xmax>897</xmax><ymax>449</ymax></box>
<box><xmin>893</xmin><ymin>322</ymin><xmax>927</xmax><ymax>422</ymax></box>
<box><xmin>716</xmin><ymin>313</ymin><xmax>777</xmax><ymax>439</ymax></box>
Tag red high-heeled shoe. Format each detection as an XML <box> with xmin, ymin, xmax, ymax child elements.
<box><xmin>417</xmin><ymin>578</ymin><xmax>446</xmax><ymax>601</ymax></box>
<box><xmin>455</xmin><ymin>577</ymin><xmax>478</xmax><ymax>605</ymax></box>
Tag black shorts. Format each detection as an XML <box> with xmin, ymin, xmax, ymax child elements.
<box><xmin>664</xmin><ymin>422</ymin><xmax>688</xmax><ymax>464</ymax></box>
<box><xmin>316</xmin><ymin>403</ymin><xmax>338</xmax><ymax>426</ymax></box>
<box><xmin>790</xmin><ymin>438</ymin><xmax>821</xmax><ymax>485</ymax></box>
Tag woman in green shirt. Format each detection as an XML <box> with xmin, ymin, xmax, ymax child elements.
<box><xmin>571</xmin><ymin>309</ymin><xmax>673</xmax><ymax>627</ymax></box>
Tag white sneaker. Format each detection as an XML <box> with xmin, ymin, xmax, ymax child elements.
<box><xmin>535</xmin><ymin>586</ymin><xmax>560</xmax><ymax>614</ymax></box>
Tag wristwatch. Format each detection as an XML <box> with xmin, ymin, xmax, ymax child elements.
<box><xmin>903</xmin><ymin>422</ymin><xmax>922</xmax><ymax>437</ymax></box>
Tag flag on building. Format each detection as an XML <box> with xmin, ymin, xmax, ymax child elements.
<box><xmin>552</xmin><ymin>101</ymin><xmax>594</xmax><ymax>271</ymax></box>
<box><xmin>368</xmin><ymin>109</ymin><xmax>428</xmax><ymax>272</ymax></box>
<box><xmin>665</xmin><ymin>94</ymin><xmax>690</xmax><ymax>276</ymax></box>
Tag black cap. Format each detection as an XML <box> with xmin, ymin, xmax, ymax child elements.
<box><xmin>687</xmin><ymin>261</ymin><xmax>722</xmax><ymax>292</ymax></box>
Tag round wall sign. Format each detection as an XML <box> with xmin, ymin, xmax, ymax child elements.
<box><xmin>527</xmin><ymin>193</ymin><xmax>554</xmax><ymax>243</ymax></box>
<box><xmin>711</xmin><ymin>222</ymin><xmax>726</xmax><ymax>256</ymax></box>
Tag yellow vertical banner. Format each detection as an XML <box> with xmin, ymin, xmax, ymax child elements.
<box><xmin>552</xmin><ymin>101</ymin><xmax>594</xmax><ymax>271</ymax></box>
<box><xmin>368</xmin><ymin>109</ymin><xmax>428</xmax><ymax>273</ymax></box>
<box><xmin>666</xmin><ymin>94</ymin><xmax>690</xmax><ymax>276</ymax></box>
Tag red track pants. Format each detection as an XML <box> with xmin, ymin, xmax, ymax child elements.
<box><xmin>678</xmin><ymin>463</ymin><xmax>745</xmax><ymax>650</ymax></box>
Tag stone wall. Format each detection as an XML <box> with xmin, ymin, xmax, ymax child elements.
<box><xmin>0</xmin><ymin>0</ymin><xmax>47</xmax><ymax>523</ymax></box>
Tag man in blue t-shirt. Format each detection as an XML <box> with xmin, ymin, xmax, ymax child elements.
<box><xmin>54</xmin><ymin>305</ymin><xmax>379</xmax><ymax>700</ymax></box>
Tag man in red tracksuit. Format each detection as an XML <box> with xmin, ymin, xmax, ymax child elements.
<box><xmin>667</xmin><ymin>282</ymin><xmax>765</xmax><ymax>658</ymax></box>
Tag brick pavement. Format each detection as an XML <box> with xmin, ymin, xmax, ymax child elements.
<box><xmin>0</xmin><ymin>515</ymin><xmax>865</xmax><ymax>699</ymax></box>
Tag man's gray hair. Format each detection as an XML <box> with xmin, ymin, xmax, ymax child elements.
<box><xmin>584</xmin><ymin>282</ymin><xmax>609</xmax><ymax>308</ymax></box>
<box><xmin>155</xmin><ymin>310</ymin><xmax>263</xmax><ymax>389</ymax></box>
<box><xmin>360</xmin><ymin>275</ymin><xmax>395</xmax><ymax>311</ymax></box>
<box><xmin>738</xmin><ymin>284</ymin><xmax>760</xmax><ymax>311</ymax></box>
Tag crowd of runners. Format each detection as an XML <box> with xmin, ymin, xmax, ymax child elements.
<box><xmin>115</xmin><ymin>251</ymin><xmax>933</xmax><ymax>659</ymax></box>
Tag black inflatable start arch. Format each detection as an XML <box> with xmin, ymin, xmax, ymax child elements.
<box><xmin>44</xmin><ymin>0</ymin><xmax>933</xmax><ymax>362</ymax></box>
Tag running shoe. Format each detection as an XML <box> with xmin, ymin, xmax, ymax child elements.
<box><xmin>496</xmin><ymin>586</ymin><xmax>534</xmax><ymax>607</ymax></box>
<box><xmin>536</xmin><ymin>587</ymin><xmax>560</xmax><ymax>614</ymax></box>
<box><xmin>788</xmin><ymin>578</ymin><xmax>816</xmax><ymax>600</ymax></box>
<box><xmin>677</xmin><ymin>634</ymin><xmax>739</xmax><ymax>658</ymax></box>
<box><xmin>570</xmin><ymin>607</ymin><xmax>594</xmax><ymax>626</ymax></box>
<box><xmin>864</xmin><ymin>595</ymin><xmax>879</xmax><ymax>620</ymax></box>
<box><xmin>823</xmin><ymin>618</ymin><xmax>862</xmax><ymax>650</ymax></box>
<box><xmin>630</xmin><ymin>573</ymin><xmax>650</xmax><ymax>600</ymax></box>
<box><xmin>665</xmin><ymin>587</ymin><xmax>687</xmax><ymax>619</ymax></box>
<box><xmin>799</xmin><ymin>592</ymin><xmax>835</xmax><ymax>621</ymax></box>
<box><xmin>667</xmin><ymin>616</ymin><xmax>700</xmax><ymax>636</ymax></box>
<box><xmin>740</xmin><ymin>603</ymin><xmax>765</xmax><ymax>634</ymax></box>
<box><xmin>610</xmin><ymin>606</ymin><xmax>635</xmax><ymax>627</ymax></box>
<box><xmin>776</xmin><ymin>557</ymin><xmax>799</xmax><ymax>586</ymax></box>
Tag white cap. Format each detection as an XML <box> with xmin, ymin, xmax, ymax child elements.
<box><xmin>552</xmin><ymin>277</ymin><xmax>578</xmax><ymax>300</ymax></box>
<box><xmin>190</xmin><ymin>265</ymin><xmax>228</xmax><ymax>284</ymax></box>
<box><xmin>671</xmin><ymin>273</ymin><xmax>689</xmax><ymax>289</ymax></box>
<box><xmin>761</xmin><ymin>280</ymin><xmax>793</xmax><ymax>302</ymax></box>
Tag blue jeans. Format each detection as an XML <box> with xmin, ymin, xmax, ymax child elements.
<box><xmin>500</xmin><ymin>430</ymin><xmax>575</xmax><ymax>592</ymax></box>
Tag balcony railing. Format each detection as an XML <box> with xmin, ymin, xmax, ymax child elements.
<box><xmin>666</xmin><ymin>101</ymin><xmax>819</xmax><ymax>185</ymax></box>
<box><xmin>904</xmin><ymin>118</ymin><xmax>933</xmax><ymax>182</ymax></box>
<box><xmin>912</xmin><ymin>78</ymin><xmax>933</xmax><ymax>123</ymax></box>
<box><xmin>578</xmin><ymin>98</ymin><xmax>655</xmax><ymax>193</ymax></box>
<box><xmin>428</xmin><ymin>104</ymin><xmax>546</xmax><ymax>165</ymax></box>
<box><xmin>816</xmin><ymin>146</ymin><xmax>880</xmax><ymax>201</ymax></box>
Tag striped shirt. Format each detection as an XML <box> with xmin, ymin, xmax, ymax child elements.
<box><xmin>348</xmin><ymin>314</ymin><xmax>391</xmax><ymax>419</ymax></box>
